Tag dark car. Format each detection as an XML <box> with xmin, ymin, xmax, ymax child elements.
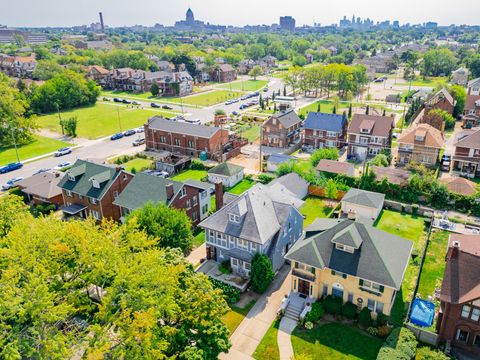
<box><xmin>0</xmin><ymin>162</ymin><xmax>23</xmax><ymax>174</ymax></box>
<box><xmin>122</xmin><ymin>99</ymin><xmax>132</xmax><ymax>104</ymax></box>
<box><xmin>162</xmin><ymin>105</ymin><xmax>173</xmax><ymax>110</ymax></box>
<box><xmin>151</xmin><ymin>102</ymin><xmax>160</xmax><ymax>108</ymax></box>
<box><xmin>113</xmin><ymin>98</ymin><xmax>122</xmax><ymax>103</ymax></box>
<box><xmin>123</xmin><ymin>129</ymin><xmax>136</xmax><ymax>137</ymax></box>
<box><xmin>110</xmin><ymin>133</ymin><xmax>124</xmax><ymax>141</ymax></box>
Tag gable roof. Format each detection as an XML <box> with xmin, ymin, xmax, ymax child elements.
<box><xmin>267</xmin><ymin>154</ymin><xmax>294</xmax><ymax>165</ymax></box>
<box><xmin>441</xmin><ymin>234</ymin><xmax>480</xmax><ymax>304</ymax></box>
<box><xmin>304</xmin><ymin>112</ymin><xmax>346</xmax><ymax>132</ymax></box>
<box><xmin>16</xmin><ymin>172</ymin><xmax>62</xmax><ymax>199</ymax></box>
<box><xmin>397</xmin><ymin>123</ymin><xmax>444</xmax><ymax>148</ymax></box>
<box><xmin>454</xmin><ymin>128</ymin><xmax>480</xmax><ymax>149</ymax></box>
<box><xmin>218</xmin><ymin>64</ymin><xmax>234</xmax><ymax>72</ymax></box>
<box><xmin>146</xmin><ymin>116</ymin><xmax>220</xmax><ymax>138</ymax></box>
<box><xmin>268</xmin><ymin>173</ymin><xmax>309</xmax><ymax>201</ymax></box>
<box><xmin>270</xmin><ymin>110</ymin><xmax>302</xmax><ymax>128</ymax></box>
<box><xmin>112</xmin><ymin>173</ymin><xmax>183</xmax><ymax>211</ymax></box>
<box><xmin>425</xmin><ymin>88</ymin><xmax>455</xmax><ymax>107</ymax></box>
<box><xmin>208</xmin><ymin>162</ymin><xmax>244</xmax><ymax>177</ymax></box>
<box><xmin>342</xmin><ymin>188</ymin><xmax>385</xmax><ymax>210</ymax></box>
<box><xmin>441</xmin><ymin>177</ymin><xmax>478</xmax><ymax>196</ymax></box>
<box><xmin>465</xmin><ymin>95</ymin><xmax>480</xmax><ymax>110</ymax></box>
<box><xmin>468</xmin><ymin>77</ymin><xmax>480</xmax><ymax>88</ymax></box>
<box><xmin>349</xmin><ymin>114</ymin><xmax>394</xmax><ymax>137</ymax></box>
<box><xmin>58</xmin><ymin>160</ymin><xmax>122</xmax><ymax>199</ymax></box>
<box><xmin>285</xmin><ymin>220</ymin><xmax>413</xmax><ymax>289</ymax></box>
<box><xmin>316</xmin><ymin>159</ymin><xmax>354</xmax><ymax>176</ymax></box>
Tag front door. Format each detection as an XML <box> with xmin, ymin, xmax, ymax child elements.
<box><xmin>298</xmin><ymin>279</ymin><xmax>310</xmax><ymax>296</ymax></box>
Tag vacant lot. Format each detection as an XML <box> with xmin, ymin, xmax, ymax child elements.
<box><xmin>37</xmin><ymin>103</ymin><xmax>176</xmax><ymax>139</ymax></box>
<box><xmin>168</xmin><ymin>90</ymin><xmax>244</xmax><ymax>107</ymax></box>
<box><xmin>0</xmin><ymin>135</ymin><xmax>70</xmax><ymax>166</ymax></box>
<box><xmin>121</xmin><ymin>158</ymin><xmax>153</xmax><ymax>173</ymax></box>
<box><xmin>218</xmin><ymin>80</ymin><xmax>268</xmax><ymax>92</ymax></box>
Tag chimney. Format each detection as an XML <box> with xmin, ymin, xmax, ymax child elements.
<box><xmin>215</xmin><ymin>182</ymin><xmax>224</xmax><ymax>210</ymax></box>
<box><xmin>99</xmin><ymin>12</ymin><xmax>105</xmax><ymax>31</ymax></box>
<box><xmin>166</xmin><ymin>182</ymin><xmax>174</xmax><ymax>200</ymax></box>
<box><xmin>446</xmin><ymin>241</ymin><xmax>460</xmax><ymax>260</ymax></box>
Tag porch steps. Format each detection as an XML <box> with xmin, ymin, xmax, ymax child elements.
<box><xmin>284</xmin><ymin>303</ymin><xmax>303</xmax><ymax>321</ymax></box>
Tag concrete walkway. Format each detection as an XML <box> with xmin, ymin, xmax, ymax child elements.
<box><xmin>278</xmin><ymin>317</ymin><xmax>297</xmax><ymax>360</ymax></box>
<box><xmin>186</xmin><ymin>243</ymin><xmax>206</xmax><ymax>268</ymax></box>
<box><xmin>220</xmin><ymin>265</ymin><xmax>291</xmax><ymax>359</ymax></box>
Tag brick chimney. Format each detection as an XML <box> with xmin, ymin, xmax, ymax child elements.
<box><xmin>215</xmin><ymin>182</ymin><xmax>224</xmax><ymax>210</ymax></box>
<box><xmin>166</xmin><ymin>182</ymin><xmax>174</xmax><ymax>200</ymax></box>
<box><xmin>446</xmin><ymin>241</ymin><xmax>460</xmax><ymax>261</ymax></box>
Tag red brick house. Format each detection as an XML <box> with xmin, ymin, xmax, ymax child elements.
<box><xmin>437</xmin><ymin>234</ymin><xmax>480</xmax><ymax>357</ymax></box>
<box><xmin>303</xmin><ymin>112</ymin><xmax>348</xmax><ymax>149</ymax></box>
<box><xmin>210</xmin><ymin>64</ymin><xmax>237</xmax><ymax>83</ymax></box>
<box><xmin>58</xmin><ymin>160</ymin><xmax>133</xmax><ymax>222</ymax></box>
<box><xmin>262</xmin><ymin>110</ymin><xmax>302</xmax><ymax>148</ymax></box>
<box><xmin>144</xmin><ymin>116</ymin><xmax>246</xmax><ymax>161</ymax></box>
<box><xmin>424</xmin><ymin>88</ymin><xmax>456</xmax><ymax>116</ymax></box>
<box><xmin>452</xmin><ymin>129</ymin><xmax>480</xmax><ymax>178</ymax></box>
<box><xmin>462</xmin><ymin>95</ymin><xmax>480</xmax><ymax>128</ymax></box>
<box><xmin>85</xmin><ymin>65</ymin><xmax>110</xmax><ymax>87</ymax></box>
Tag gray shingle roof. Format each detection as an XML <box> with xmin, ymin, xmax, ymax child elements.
<box><xmin>147</xmin><ymin>116</ymin><xmax>220</xmax><ymax>138</ymax></box>
<box><xmin>183</xmin><ymin>179</ymin><xmax>213</xmax><ymax>190</ymax></box>
<box><xmin>286</xmin><ymin>220</ymin><xmax>413</xmax><ymax>289</ymax></box>
<box><xmin>342</xmin><ymin>188</ymin><xmax>385</xmax><ymax>210</ymax></box>
<box><xmin>208</xmin><ymin>162</ymin><xmax>244</xmax><ymax>177</ymax></box>
<box><xmin>304</xmin><ymin>112</ymin><xmax>346</xmax><ymax>132</ymax></box>
<box><xmin>271</xmin><ymin>110</ymin><xmax>302</xmax><ymax>128</ymax></box>
<box><xmin>268</xmin><ymin>173</ymin><xmax>308</xmax><ymax>201</ymax></box>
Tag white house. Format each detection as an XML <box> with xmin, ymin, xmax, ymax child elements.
<box><xmin>341</xmin><ymin>188</ymin><xmax>385</xmax><ymax>223</ymax></box>
<box><xmin>208</xmin><ymin>162</ymin><xmax>244</xmax><ymax>188</ymax></box>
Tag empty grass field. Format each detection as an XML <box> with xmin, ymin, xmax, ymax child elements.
<box><xmin>217</xmin><ymin>79</ymin><xmax>268</xmax><ymax>92</ymax></box>
<box><xmin>168</xmin><ymin>90</ymin><xmax>244</xmax><ymax>107</ymax></box>
<box><xmin>121</xmin><ymin>158</ymin><xmax>153</xmax><ymax>173</ymax></box>
<box><xmin>171</xmin><ymin>169</ymin><xmax>208</xmax><ymax>182</ymax></box>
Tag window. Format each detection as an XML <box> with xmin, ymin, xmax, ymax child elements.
<box><xmin>361</xmin><ymin>128</ymin><xmax>370</xmax><ymax>134</ymax></box>
<box><xmin>180</xmin><ymin>187</ymin><xmax>187</xmax><ymax>198</ymax></box>
<box><xmin>456</xmin><ymin>329</ymin><xmax>469</xmax><ymax>342</ymax></box>
<box><xmin>244</xmin><ymin>262</ymin><xmax>251</xmax><ymax>270</ymax></box>
<box><xmin>326</xmin><ymin>131</ymin><xmax>337</xmax><ymax>137</ymax></box>
<box><xmin>186</xmin><ymin>199</ymin><xmax>191</xmax><ymax>209</ymax></box>
<box><xmin>160</xmin><ymin>136</ymin><xmax>166</xmax><ymax>143</ymax></box>
<box><xmin>193</xmin><ymin>196</ymin><xmax>198</xmax><ymax>206</ymax></box>
<box><xmin>113</xmin><ymin>191</ymin><xmax>118</xmax><ymax>198</ymax></box>
<box><xmin>90</xmin><ymin>210</ymin><xmax>100</xmax><ymax>220</ymax></box>
<box><xmin>90</xmin><ymin>197</ymin><xmax>97</xmax><ymax>205</ymax></box>
<box><xmin>251</xmin><ymin>243</ymin><xmax>258</xmax><ymax>252</ymax></box>
<box><xmin>231</xmin><ymin>258</ymin><xmax>238</xmax><ymax>266</ymax></box>
<box><xmin>68</xmin><ymin>173</ymin><xmax>75</xmax><ymax>181</ymax></box>
<box><xmin>188</xmin><ymin>140</ymin><xmax>194</xmax><ymax>148</ymax></box>
<box><xmin>174</xmin><ymin>138</ymin><xmax>181</xmax><ymax>146</ymax></box>
<box><xmin>216</xmin><ymin>233</ymin><xmax>227</xmax><ymax>247</ymax></box>
<box><xmin>202</xmin><ymin>204</ymin><xmax>208</xmax><ymax>214</ymax></box>
<box><xmin>474</xmin><ymin>335</ymin><xmax>480</xmax><ymax>347</ymax></box>
<box><xmin>472</xmin><ymin>308</ymin><xmax>480</xmax><ymax>322</ymax></box>
<box><xmin>238</xmin><ymin>239</ymin><xmax>249</xmax><ymax>250</ymax></box>
<box><xmin>376</xmin><ymin>302</ymin><xmax>384</xmax><ymax>314</ymax></box>
<box><xmin>367</xmin><ymin>299</ymin><xmax>375</xmax><ymax>311</ymax></box>
<box><xmin>335</xmin><ymin>243</ymin><xmax>354</xmax><ymax>253</ymax></box>
<box><xmin>192</xmin><ymin>211</ymin><xmax>198</xmax><ymax>221</ymax></box>
<box><xmin>322</xmin><ymin>284</ymin><xmax>328</xmax><ymax>297</ymax></box>
<box><xmin>348</xmin><ymin>292</ymin><xmax>354</xmax><ymax>303</ymax></box>
<box><xmin>66</xmin><ymin>190</ymin><xmax>72</xmax><ymax>197</ymax></box>
<box><xmin>360</xmin><ymin>279</ymin><xmax>384</xmax><ymax>293</ymax></box>
<box><xmin>331</xmin><ymin>270</ymin><xmax>347</xmax><ymax>279</ymax></box>
<box><xmin>229</xmin><ymin>213</ymin><xmax>240</xmax><ymax>223</ymax></box>
<box><xmin>462</xmin><ymin>305</ymin><xmax>471</xmax><ymax>319</ymax></box>
<box><xmin>91</xmin><ymin>179</ymin><xmax>100</xmax><ymax>189</ymax></box>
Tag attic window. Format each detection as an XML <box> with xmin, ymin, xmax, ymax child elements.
<box><xmin>415</xmin><ymin>134</ymin><xmax>425</xmax><ymax>141</ymax></box>
<box><xmin>229</xmin><ymin>213</ymin><xmax>240</xmax><ymax>223</ymax></box>
<box><xmin>67</xmin><ymin>173</ymin><xmax>75</xmax><ymax>181</ymax></box>
<box><xmin>335</xmin><ymin>243</ymin><xmax>354</xmax><ymax>253</ymax></box>
<box><xmin>360</xmin><ymin>128</ymin><xmax>370</xmax><ymax>134</ymax></box>
<box><xmin>91</xmin><ymin>179</ymin><xmax>100</xmax><ymax>189</ymax></box>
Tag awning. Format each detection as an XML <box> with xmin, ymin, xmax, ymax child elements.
<box><xmin>61</xmin><ymin>203</ymin><xmax>87</xmax><ymax>215</ymax></box>
<box><xmin>224</xmin><ymin>248</ymin><xmax>253</xmax><ymax>263</ymax></box>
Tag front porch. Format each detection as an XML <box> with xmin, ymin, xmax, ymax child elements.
<box><xmin>197</xmin><ymin>259</ymin><xmax>250</xmax><ymax>292</ymax></box>
<box><xmin>452</xmin><ymin>158</ymin><xmax>480</xmax><ymax>179</ymax></box>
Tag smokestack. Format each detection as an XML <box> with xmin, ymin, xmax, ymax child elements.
<box><xmin>215</xmin><ymin>182</ymin><xmax>224</xmax><ymax>210</ymax></box>
<box><xmin>99</xmin><ymin>12</ymin><xmax>105</xmax><ymax>31</ymax></box>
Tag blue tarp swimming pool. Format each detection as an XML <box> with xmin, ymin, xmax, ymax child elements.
<box><xmin>410</xmin><ymin>298</ymin><xmax>435</xmax><ymax>327</ymax></box>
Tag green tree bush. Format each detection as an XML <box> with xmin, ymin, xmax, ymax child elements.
<box><xmin>250</xmin><ymin>253</ymin><xmax>274</xmax><ymax>293</ymax></box>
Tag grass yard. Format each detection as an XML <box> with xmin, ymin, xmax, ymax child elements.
<box><xmin>193</xmin><ymin>230</ymin><xmax>206</xmax><ymax>248</ymax></box>
<box><xmin>218</xmin><ymin>79</ymin><xmax>268</xmax><ymax>92</ymax></box>
<box><xmin>398</xmin><ymin>76</ymin><xmax>447</xmax><ymax>88</ymax></box>
<box><xmin>253</xmin><ymin>320</ymin><xmax>280</xmax><ymax>360</ymax></box>
<box><xmin>171</xmin><ymin>169</ymin><xmax>208</xmax><ymax>182</ymax></box>
<box><xmin>300</xmin><ymin>196</ymin><xmax>335</xmax><ymax>227</ymax></box>
<box><xmin>37</xmin><ymin>103</ymin><xmax>176</xmax><ymax>139</ymax></box>
<box><xmin>222</xmin><ymin>300</ymin><xmax>256</xmax><ymax>335</ymax></box>
<box><xmin>227</xmin><ymin>178</ymin><xmax>256</xmax><ymax>195</ymax></box>
<box><xmin>292</xmin><ymin>323</ymin><xmax>383</xmax><ymax>360</ymax></box>
<box><xmin>416</xmin><ymin>230</ymin><xmax>449</xmax><ymax>300</ymax></box>
<box><xmin>299</xmin><ymin>100</ymin><xmax>352</xmax><ymax>117</ymax></box>
<box><xmin>121</xmin><ymin>158</ymin><xmax>153</xmax><ymax>173</ymax></box>
<box><xmin>0</xmin><ymin>135</ymin><xmax>70</xmax><ymax>166</ymax></box>
<box><xmin>237</xmin><ymin>125</ymin><xmax>261</xmax><ymax>142</ymax></box>
<box><xmin>102</xmin><ymin>90</ymin><xmax>156</xmax><ymax>101</ymax></box>
<box><xmin>168</xmin><ymin>90</ymin><xmax>244</xmax><ymax>107</ymax></box>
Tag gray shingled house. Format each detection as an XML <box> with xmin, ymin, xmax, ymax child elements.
<box><xmin>341</xmin><ymin>188</ymin><xmax>385</xmax><ymax>223</ymax></box>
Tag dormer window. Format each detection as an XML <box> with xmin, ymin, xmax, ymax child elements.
<box><xmin>67</xmin><ymin>173</ymin><xmax>75</xmax><ymax>182</ymax></box>
<box><xmin>415</xmin><ymin>134</ymin><xmax>425</xmax><ymax>141</ymax></box>
<box><xmin>361</xmin><ymin>128</ymin><xmax>370</xmax><ymax>134</ymax></box>
<box><xmin>91</xmin><ymin>179</ymin><xmax>100</xmax><ymax>189</ymax></box>
<box><xmin>335</xmin><ymin>243</ymin><xmax>354</xmax><ymax>253</ymax></box>
<box><xmin>229</xmin><ymin>213</ymin><xmax>240</xmax><ymax>223</ymax></box>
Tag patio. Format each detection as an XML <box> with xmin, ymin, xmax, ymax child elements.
<box><xmin>197</xmin><ymin>259</ymin><xmax>250</xmax><ymax>292</ymax></box>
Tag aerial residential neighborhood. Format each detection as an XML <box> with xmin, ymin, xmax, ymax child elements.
<box><xmin>1</xmin><ymin>2</ymin><xmax>480</xmax><ymax>359</ymax></box>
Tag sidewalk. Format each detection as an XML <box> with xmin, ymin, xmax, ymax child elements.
<box><xmin>220</xmin><ymin>265</ymin><xmax>291</xmax><ymax>359</ymax></box>
<box><xmin>186</xmin><ymin>243</ymin><xmax>206</xmax><ymax>268</ymax></box>
<box><xmin>278</xmin><ymin>317</ymin><xmax>296</xmax><ymax>360</ymax></box>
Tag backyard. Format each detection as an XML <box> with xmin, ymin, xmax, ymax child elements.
<box><xmin>171</xmin><ymin>169</ymin><xmax>208</xmax><ymax>182</ymax></box>
<box><xmin>300</xmin><ymin>196</ymin><xmax>336</xmax><ymax>227</ymax></box>
<box><xmin>121</xmin><ymin>158</ymin><xmax>153</xmax><ymax>173</ymax></box>
<box><xmin>291</xmin><ymin>323</ymin><xmax>383</xmax><ymax>360</ymax></box>
<box><xmin>0</xmin><ymin>135</ymin><xmax>70</xmax><ymax>166</ymax></box>
<box><xmin>227</xmin><ymin>178</ymin><xmax>256</xmax><ymax>195</ymax></box>
<box><xmin>217</xmin><ymin>79</ymin><xmax>268</xmax><ymax>92</ymax></box>
<box><xmin>168</xmin><ymin>90</ymin><xmax>244</xmax><ymax>107</ymax></box>
<box><xmin>36</xmin><ymin>103</ymin><xmax>176</xmax><ymax>139</ymax></box>
<box><xmin>236</xmin><ymin>124</ymin><xmax>261</xmax><ymax>142</ymax></box>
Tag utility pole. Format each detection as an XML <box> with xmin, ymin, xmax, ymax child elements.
<box><xmin>258</xmin><ymin>125</ymin><xmax>263</xmax><ymax>173</ymax></box>
<box><xmin>56</xmin><ymin>103</ymin><xmax>64</xmax><ymax>135</ymax></box>
<box><xmin>3</xmin><ymin>123</ymin><xmax>20</xmax><ymax>163</ymax></box>
<box><xmin>117</xmin><ymin>108</ymin><xmax>122</xmax><ymax>132</ymax></box>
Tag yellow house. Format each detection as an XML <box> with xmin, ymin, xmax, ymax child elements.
<box><xmin>285</xmin><ymin>218</ymin><xmax>412</xmax><ymax>316</ymax></box>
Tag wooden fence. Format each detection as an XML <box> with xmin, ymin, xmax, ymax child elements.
<box><xmin>307</xmin><ymin>185</ymin><xmax>346</xmax><ymax>200</ymax></box>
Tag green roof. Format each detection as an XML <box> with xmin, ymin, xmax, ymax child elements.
<box><xmin>113</xmin><ymin>173</ymin><xmax>183</xmax><ymax>211</ymax></box>
<box><xmin>208</xmin><ymin>162</ymin><xmax>244</xmax><ymax>177</ymax></box>
<box><xmin>58</xmin><ymin>160</ymin><xmax>120</xmax><ymax>199</ymax></box>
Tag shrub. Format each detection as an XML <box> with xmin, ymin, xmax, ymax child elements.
<box><xmin>210</xmin><ymin>278</ymin><xmax>240</xmax><ymax>304</ymax></box>
<box><xmin>341</xmin><ymin>302</ymin><xmax>357</xmax><ymax>319</ymax></box>
<box><xmin>34</xmin><ymin>203</ymin><xmax>56</xmax><ymax>216</ymax></box>
<box><xmin>219</xmin><ymin>260</ymin><xmax>232</xmax><ymax>275</ymax></box>
<box><xmin>131</xmin><ymin>167</ymin><xmax>137</xmax><ymax>174</ymax></box>
<box><xmin>359</xmin><ymin>307</ymin><xmax>373</xmax><ymax>328</ymax></box>
<box><xmin>304</xmin><ymin>321</ymin><xmax>313</xmax><ymax>330</ymax></box>
<box><xmin>305</xmin><ymin>302</ymin><xmax>325</xmax><ymax>323</ymax></box>
<box><xmin>258</xmin><ymin>173</ymin><xmax>275</xmax><ymax>184</ymax></box>
<box><xmin>376</xmin><ymin>313</ymin><xmax>389</xmax><ymax>326</ymax></box>
<box><xmin>415</xmin><ymin>346</ymin><xmax>450</xmax><ymax>360</ymax></box>
<box><xmin>250</xmin><ymin>253</ymin><xmax>274</xmax><ymax>293</ymax></box>
<box><xmin>189</xmin><ymin>159</ymin><xmax>206</xmax><ymax>170</ymax></box>
<box><xmin>323</xmin><ymin>295</ymin><xmax>342</xmax><ymax>315</ymax></box>
<box><xmin>367</xmin><ymin>327</ymin><xmax>379</xmax><ymax>336</ymax></box>
<box><xmin>384</xmin><ymin>327</ymin><xmax>417</xmax><ymax>359</ymax></box>
<box><xmin>310</xmin><ymin>148</ymin><xmax>340</xmax><ymax>167</ymax></box>
<box><xmin>377</xmin><ymin>347</ymin><xmax>410</xmax><ymax>360</ymax></box>
<box><xmin>378</xmin><ymin>325</ymin><xmax>392</xmax><ymax>337</ymax></box>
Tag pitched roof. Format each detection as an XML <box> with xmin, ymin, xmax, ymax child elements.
<box><xmin>208</xmin><ymin>162</ymin><xmax>244</xmax><ymax>177</ymax></box>
<box><xmin>316</xmin><ymin>159</ymin><xmax>354</xmax><ymax>176</ymax></box>
<box><xmin>348</xmin><ymin>114</ymin><xmax>394</xmax><ymax>137</ymax></box>
<box><xmin>441</xmin><ymin>177</ymin><xmax>478</xmax><ymax>196</ymax></box>
<box><xmin>285</xmin><ymin>220</ymin><xmax>413</xmax><ymax>289</ymax></box>
<box><xmin>370</xmin><ymin>166</ymin><xmax>411</xmax><ymax>185</ymax></box>
<box><xmin>425</xmin><ymin>88</ymin><xmax>455</xmax><ymax>107</ymax></box>
<box><xmin>270</xmin><ymin>110</ymin><xmax>302</xmax><ymax>128</ymax></box>
<box><xmin>146</xmin><ymin>116</ymin><xmax>220</xmax><ymax>138</ymax></box>
<box><xmin>112</xmin><ymin>173</ymin><xmax>183</xmax><ymax>210</ymax></box>
<box><xmin>198</xmin><ymin>183</ymin><xmax>299</xmax><ymax>245</ymax></box>
<box><xmin>342</xmin><ymin>188</ymin><xmax>385</xmax><ymax>209</ymax></box>
<box><xmin>304</xmin><ymin>112</ymin><xmax>346</xmax><ymax>132</ymax></box>
<box><xmin>183</xmin><ymin>179</ymin><xmax>213</xmax><ymax>190</ymax></box>
<box><xmin>454</xmin><ymin>128</ymin><xmax>480</xmax><ymax>149</ymax></box>
<box><xmin>218</xmin><ymin>64</ymin><xmax>234</xmax><ymax>72</ymax></box>
<box><xmin>468</xmin><ymin>77</ymin><xmax>480</xmax><ymax>88</ymax></box>
<box><xmin>87</xmin><ymin>65</ymin><xmax>109</xmax><ymax>75</ymax></box>
<box><xmin>16</xmin><ymin>172</ymin><xmax>62</xmax><ymax>199</ymax></box>
<box><xmin>397</xmin><ymin>123</ymin><xmax>444</xmax><ymax>148</ymax></box>
<box><xmin>58</xmin><ymin>160</ymin><xmax>121</xmax><ymax>199</ymax></box>
<box><xmin>268</xmin><ymin>173</ymin><xmax>309</xmax><ymax>201</ymax></box>
<box><xmin>267</xmin><ymin>154</ymin><xmax>294</xmax><ymax>165</ymax></box>
<box><xmin>465</xmin><ymin>95</ymin><xmax>480</xmax><ymax>110</ymax></box>
<box><xmin>441</xmin><ymin>234</ymin><xmax>480</xmax><ymax>304</ymax></box>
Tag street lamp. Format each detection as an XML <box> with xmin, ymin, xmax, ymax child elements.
<box><xmin>3</xmin><ymin>123</ymin><xmax>20</xmax><ymax>163</ymax></box>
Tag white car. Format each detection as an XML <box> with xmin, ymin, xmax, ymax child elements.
<box><xmin>136</xmin><ymin>127</ymin><xmax>144</xmax><ymax>133</ymax></box>
<box><xmin>54</xmin><ymin>161</ymin><xmax>72</xmax><ymax>170</ymax></box>
<box><xmin>54</xmin><ymin>147</ymin><xmax>72</xmax><ymax>157</ymax></box>
<box><xmin>2</xmin><ymin>177</ymin><xmax>24</xmax><ymax>190</ymax></box>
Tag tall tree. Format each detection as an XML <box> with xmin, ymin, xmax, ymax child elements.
<box><xmin>250</xmin><ymin>253</ymin><xmax>274</xmax><ymax>293</ymax></box>
<box><xmin>248</xmin><ymin>65</ymin><xmax>263</xmax><ymax>81</ymax></box>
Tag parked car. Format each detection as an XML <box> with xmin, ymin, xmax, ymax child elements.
<box><xmin>185</xmin><ymin>119</ymin><xmax>201</xmax><ymax>125</ymax></box>
<box><xmin>113</xmin><ymin>98</ymin><xmax>122</xmax><ymax>103</ymax></box>
<box><xmin>132</xmin><ymin>101</ymin><xmax>140</xmax><ymax>105</ymax></box>
<box><xmin>231</xmin><ymin>111</ymin><xmax>239</xmax><ymax>116</ymax></box>
<box><xmin>111</xmin><ymin>133</ymin><xmax>124</xmax><ymax>141</ymax></box>
<box><xmin>162</xmin><ymin>105</ymin><xmax>173</xmax><ymax>110</ymax></box>
<box><xmin>54</xmin><ymin>147</ymin><xmax>72</xmax><ymax>157</ymax></box>
<box><xmin>2</xmin><ymin>177</ymin><xmax>24</xmax><ymax>191</ymax></box>
<box><xmin>123</xmin><ymin>129</ymin><xmax>136</xmax><ymax>137</ymax></box>
<box><xmin>263</xmin><ymin>87</ymin><xmax>269</xmax><ymax>92</ymax></box>
<box><xmin>33</xmin><ymin>168</ymin><xmax>51</xmax><ymax>175</ymax></box>
<box><xmin>132</xmin><ymin>138</ymin><xmax>145</xmax><ymax>146</ymax></box>
<box><xmin>441</xmin><ymin>154</ymin><xmax>451</xmax><ymax>172</ymax></box>
<box><xmin>151</xmin><ymin>102</ymin><xmax>160</xmax><ymax>108</ymax></box>
<box><xmin>143</xmin><ymin>170</ymin><xmax>169</xmax><ymax>178</ymax></box>
<box><xmin>54</xmin><ymin>162</ymin><xmax>72</xmax><ymax>170</ymax></box>
<box><xmin>122</xmin><ymin>99</ymin><xmax>132</xmax><ymax>104</ymax></box>
<box><xmin>0</xmin><ymin>162</ymin><xmax>23</xmax><ymax>174</ymax></box>
<box><xmin>136</xmin><ymin>127</ymin><xmax>144</xmax><ymax>133</ymax></box>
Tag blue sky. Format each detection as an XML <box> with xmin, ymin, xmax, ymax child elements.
<box><xmin>2</xmin><ymin>0</ymin><xmax>479</xmax><ymax>27</ymax></box>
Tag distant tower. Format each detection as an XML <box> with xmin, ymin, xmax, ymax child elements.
<box><xmin>186</xmin><ymin>8</ymin><xmax>194</xmax><ymax>23</ymax></box>
<box><xmin>99</xmin><ymin>12</ymin><xmax>105</xmax><ymax>31</ymax></box>
<box><xmin>352</xmin><ymin>15</ymin><xmax>355</xmax><ymax>24</ymax></box>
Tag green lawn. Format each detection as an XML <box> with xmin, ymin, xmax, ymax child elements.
<box><xmin>0</xmin><ymin>135</ymin><xmax>70</xmax><ymax>166</ymax></box>
<box><xmin>300</xmin><ymin>196</ymin><xmax>335</xmax><ymax>227</ymax></box>
<box><xmin>168</xmin><ymin>90</ymin><xmax>244</xmax><ymax>107</ymax></box>
<box><xmin>398</xmin><ymin>76</ymin><xmax>447</xmax><ymax>88</ymax></box>
<box><xmin>193</xmin><ymin>230</ymin><xmax>205</xmax><ymax>248</ymax></box>
<box><xmin>222</xmin><ymin>300</ymin><xmax>256</xmax><ymax>336</ymax></box>
<box><xmin>237</xmin><ymin>125</ymin><xmax>261</xmax><ymax>142</ymax></box>
<box><xmin>292</xmin><ymin>323</ymin><xmax>383</xmax><ymax>360</ymax></box>
<box><xmin>253</xmin><ymin>320</ymin><xmax>280</xmax><ymax>360</ymax></box>
<box><xmin>121</xmin><ymin>158</ymin><xmax>153</xmax><ymax>173</ymax></box>
<box><xmin>299</xmin><ymin>100</ymin><xmax>352</xmax><ymax>117</ymax></box>
<box><xmin>417</xmin><ymin>230</ymin><xmax>449</xmax><ymax>300</ymax></box>
<box><xmin>37</xmin><ymin>103</ymin><xmax>176</xmax><ymax>139</ymax></box>
<box><xmin>171</xmin><ymin>169</ymin><xmax>208</xmax><ymax>182</ymax></box>
<box><xmin>218</xmin><ymin>80</ymin><xmax>268</xmax><ymax>92</ymax></box>
<box><xmin>227</xmin><ymin>178</ymin><xmax>256</xmax><ymax>195</ymax></box>
<box><xmin>102</xmin><ymin>90</ymin><xmax>157</xmax><ymax>101</ymax></box>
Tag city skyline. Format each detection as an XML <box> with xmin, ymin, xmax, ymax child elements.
<box><xmin>2</xmin><ymin>0</ymin><xmax>480</xmax><ymax>28</ymax></box>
